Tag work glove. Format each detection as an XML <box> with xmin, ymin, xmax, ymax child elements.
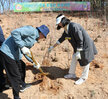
<box><xmin>21</xmin><ymin>47</ymin><xmax>31</xmax><ymax>56</ymax></box>
<box><xmin>75</xmin><ymin>51</ymin><xmax>81</xmax><ymax>60</ymax></box>
<box><xmin>48</xmin><ymin>46</ymin><xmax>54</xmax><ymax>53</ymax></box>
<box><xmin>33</xmin><ymin>62</ymin><xmax>40</xmax><ymax>69</ymax></box>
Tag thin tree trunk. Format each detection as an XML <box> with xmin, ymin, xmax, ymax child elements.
<box><xmin>106</xmin><ymin>5</ymin><xmax>108</xmax><ymax>22</ymax></box>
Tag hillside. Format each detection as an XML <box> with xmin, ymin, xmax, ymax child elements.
<box><xmin>0</xmin><ymin>12</ymin><xmax>108</xmax><ymax>99</ymax></box>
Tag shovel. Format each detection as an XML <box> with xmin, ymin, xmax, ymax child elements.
<box><xmin>27</xmin><ymin>51</ymin><xmax>49</xmax><ymax>76</ymax></box>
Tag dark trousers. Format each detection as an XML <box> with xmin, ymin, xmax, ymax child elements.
<box><xmin>0</xmin><ymin>51</ymin><xmax>26</xmax><ymax>98</ymax></box>
<box><xmin>0</xmin><ymin>59</ymin><xmax>5</xmax><ymax>90</ymax></box>
<box><xmin>16</xmin><ymin>60</ymin><xmax>26</xmax><ymax>83</ymax></box>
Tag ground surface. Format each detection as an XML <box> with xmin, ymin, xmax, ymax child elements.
<box><xmin>0</xmin><ymin>12</ymin><xmax>108</xmax><ymax>99</ymax></box>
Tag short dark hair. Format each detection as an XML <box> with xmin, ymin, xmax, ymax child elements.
<box><xmin>56</xmin><ymin>14</ymin><xmax>70</xmax><ymax>30</ymax></box>
<box><xmin>56</xmin><ymin>13</ymin><xmax>63</xmax><ymax>19</ymax></box>
<box><xmin>57</xmin><ymin>17</ymin><xmax>70</xmax><ymax>30</ymax></box>
<box><xmin>57</xmin><ymin>25</ymin><xmax>61</xmax><ymax>30</ymax></box>
<box><xmin>61</xmin><ymin>17</ymin><xmax>70</xmax><ymax>27</ymax></box>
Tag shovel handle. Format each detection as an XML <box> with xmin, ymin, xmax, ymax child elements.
<box><xmin>27</xmin><ymin>51</ymin><xmax>49</xmax><ymax>75</ymax></box>
<box><xmin>27</xmin><ymin>51</ymin><xmax>38</xmax><ymax>66</ymax></box>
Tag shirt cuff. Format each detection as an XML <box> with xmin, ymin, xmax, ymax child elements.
<box><xmin>56</xmin><ymin>41</ymin><xmax>61</xmax><ymax>44</ymax></box>
<box><xmin>77</xmin><ymin>48</ymin><xmax>83</xmax><ymax>51</ymax></box>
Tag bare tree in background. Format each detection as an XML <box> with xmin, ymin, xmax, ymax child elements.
<box><xmin>106</xmin><ymin>2</ymin><xmax>108</xmax><ymax>22</ymax></box>
<box><xmin>0</xmin><ymin>0</ymin><xmax>7</xmax><ymax>12</ymax></box>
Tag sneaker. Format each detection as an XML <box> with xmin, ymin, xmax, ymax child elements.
<box><xmin>74</xmin><ymin>78</ymin><xmax>86</xmax><ymax>85</ymax></box>
<box><xmin>64</xmin><ymin>74</ymin><xmax>76</xmax><ymax>79</ymax></box>
<box><xmin>0</xmin><ymin>89</ymin><xmax>3</xmax><ymax>93</ymax></box>
<box><xmin>20</xmin><ymin>83</ymin><xmax>31</xmax><ymax>93</ymax></box>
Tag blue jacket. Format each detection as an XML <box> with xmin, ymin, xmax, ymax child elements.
<box><xmin>0</xmin><ymin>26</ymin><xmax>5</xmax><ymax>46</ymax></box>
<box><xmin>0</xmin><ymin>26</ymin><xmax>39</xmax><ymax>61</ymax></box>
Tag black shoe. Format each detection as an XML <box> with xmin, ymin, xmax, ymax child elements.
<box><xmin>4</xmin><ymin>84</ymin><xmax>11</xmax><ymax>89</ymax></box>
<box><xmin>0</xmin><ymin>89</ymin><xmax>3</xmax><ymax>93</ymax></box>
<box><xmin>0</xmin><ymin>84</ymin><xmax>11</xmax><ymax>93</ymax></box>
<box><xmin>14</xmin><ymin>96</ymin><xmax>21</xmax><ymax>99</ymax></box>
<box><xmin>20</xmin><ymin>83</ymin><xmax>31</xmax><ymax>93</ymax></box>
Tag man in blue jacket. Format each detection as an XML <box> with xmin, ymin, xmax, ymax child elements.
<box><xmin>0</xmin><ymin>26</ymin><xmax>6</xmax><ymax>91</ymax></box>
<box><xmin>0</xmin><ymin>26</ymin><xmax>5</xmax><ymax>46</ymax></box>
<box><xmin>0</xmin><ymin>25</ymin><xmax>49</xmax><ymax>99</ymax></box>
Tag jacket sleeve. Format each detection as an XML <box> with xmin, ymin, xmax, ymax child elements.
<box><xmin>73</xmin><ymin>25</ymin><xmax>83</xmax><ymax>50</ymax></box>
<box><xmin>58</xmin><ymin>31</ymin><xmax>67</xmax><ymax>43</ymax></box>
<box><xmin>11</xmin><ymin>26</ymin><xmax>34</xmax><ymax>48</ymax></box>
<box><xmin>0</xmin><ymin>26</ymin><xmax>5</xmax><ymax>46</ymax></box>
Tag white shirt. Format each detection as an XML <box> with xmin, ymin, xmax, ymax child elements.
<box><xmin>64</xmin><ymin>24</ymin><xmax>69</xmax><ymax>34</ymax></box>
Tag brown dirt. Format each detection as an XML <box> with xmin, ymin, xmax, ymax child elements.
<box><xmin>0</xmin><ymin>12</ymin><xmax>108</xmax><ymax>99</ymax></box>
